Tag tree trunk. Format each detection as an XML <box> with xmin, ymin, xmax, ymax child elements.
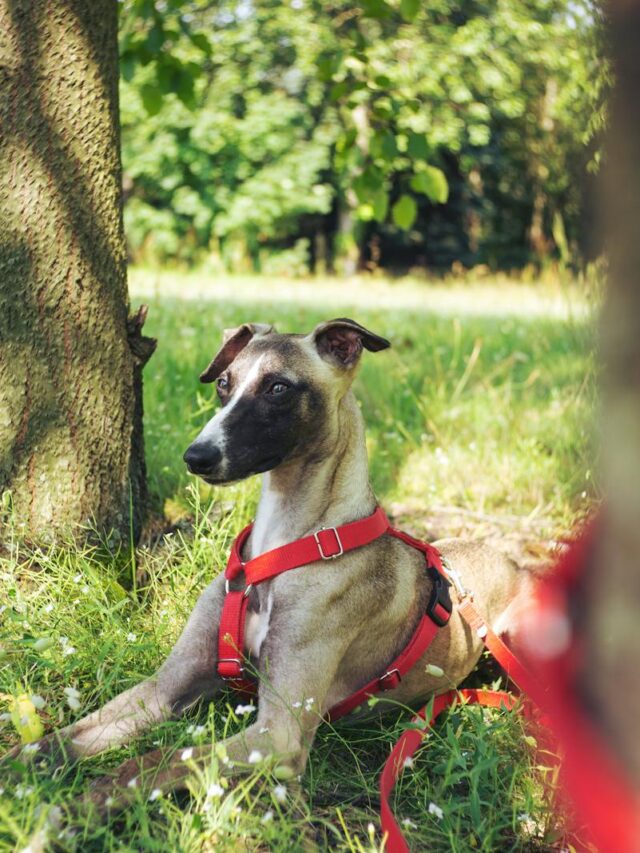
<box><xmin>0</xmin><ymin>0</ymin><xmax>155</xmax><ymax>545</ymax></box>
<box><xmin>334</xmin><ymin>103</ymin><xmax>369</xmax><ymax>276</ymax></box>
<box><xmin>587</xmin><ymin>0</ymin><xmax>640</xmax><ymax>784</ymax></box>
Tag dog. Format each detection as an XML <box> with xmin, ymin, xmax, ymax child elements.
<box><xmin>3</xmin><ymin>318</ymin><xmax>531</xmax><ymax>813</ymax></box>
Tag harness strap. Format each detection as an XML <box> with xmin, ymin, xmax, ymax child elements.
<box><xmin>379</xmin><ymin>599</ymin><xmax>538</xmax><ymax>853</ymax></box>
<box><xmin>379</xmin><ymin>688</ymin><xmax>518</xmax><ymax>853</ymax></box>
<box><xmin>217</xmin><ymin>589</ymin><xmax>254</xmax><ymax>692</ymax></box>
<box><xmin>218</xmin><ymin>507</ymin><xmax>392</xmax><ymax>684</ymax></box>
<box><xmin>225</xmin><ymin>505</ymin><xmax>391</xmax><ymax>585</ymax></box>
<box><xmin>457</xmin><ymin>599</ymin><xmax>540</xmax><ymax>698</ymax></box>
<box><xmin>326</xmin><ymin>614</ymin><xmax>441</xmax><ymax>722</ymax></box>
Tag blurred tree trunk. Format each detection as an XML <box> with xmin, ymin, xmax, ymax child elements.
<box><xmin>0</xmin><ymin>0</ymin><xmax>155</xmax><ymax>545</ymax></box>
<box><xmin>588</xmin><ymin>0</ymin><xmax>640</xmax><ymax>783</ymax></box>
<box><xmin>528</xmin><ymin>79</ymin><xmax>557</xmax><ymax>260</ymax></box>
<box><xmin>335</xmin><ymin>103</ymin><xmax>369</xmax><ymax>276</ymax></box>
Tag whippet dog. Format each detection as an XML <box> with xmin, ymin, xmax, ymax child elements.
<box><xmin>4</xmin><ymin>318</ymin><xmax>530</xmax><ymax>811</ymax></box>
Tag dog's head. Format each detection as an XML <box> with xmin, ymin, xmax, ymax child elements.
<box><xmin>183</xmin><ymin>318</ymin><xmax>390</xmax><ymax>484</ymax></box>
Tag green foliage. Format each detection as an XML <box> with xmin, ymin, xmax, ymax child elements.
<box><xmin>119</xmin><ymin>1</ymin><xmax>607</xmax><ymax>271</ymax></box>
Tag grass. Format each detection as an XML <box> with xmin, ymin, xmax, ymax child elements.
<box><xmin>0</xmin><ymin>271</ymin><xmax>597</xmax><ymax>851</ymax></box>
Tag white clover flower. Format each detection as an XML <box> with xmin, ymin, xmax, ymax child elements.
<box><xmin>30</xmin><ymin>695</ymin><xmax>46</xmax><ymax>710</ymax></box>
<box><xmin>248</xmin><ymin>750</ymin><xmax>263</xmax><ymax>764</ymax></box>
<box><xmin>105</xmin><ymin>796</ymin><xmax>115</xmax><ymax>808</ymax></box>
<box><xmin>402</xmin><ymin>756</ymin><xmax>414</xmax><ymax>769</ymax></box>
<box><xmin>262</xmin><ymin>809</ymin><xmax>274</xmax><ymax>824</ymax></box>
<box><xmin>15</xmin><ymin>784</ymin><xmax>34</xmax><ymax>799</ymax></box>
<box><xmin>207</xmin><ymin>783</ymin><xmax>224</xmax><ymax>798</ymax></box>
<box><xmin>64</xmin><ymin>687</ymin><xmax>81</xmax><ymax>711</ymax></box>
<box><xmin>73</xmin><ymin>574</ymin><xmax>82</xmax><ymax>584</ymax></box>
<box><xmin>428</xmin><ymin>802</ymin><xmax>444</xmax><ymax>820</ymax></box>
<box><xmin>181</xmin><ymin>748</ymin><xmax>194</xmax><ymax>761</ymax></box>
<box><xmin>401</xmin><ymin>818</ymin><xmax>417</xmax><ymax>829</ymax></box>
<box><xmin>304</xmin><ymin>697</ymin><xmax>315</xmax><ymax>711</ymax></box>
<box><xmin>259</xmin><ymin>726</ymin><xmax>270</xmax><ymax>734</ymax></box>
<box><xmin>44</xmin><ymin>603</ymin><xmax>54</xmax><ymax>613</ymax></box>
<box><xmin>127</xmin><ymin>777</ymin><xmax>138</xmax><ymax>789</ymax></box>
<box><xmin>149</xmin><ymin>789</ymin><xmax>162</xmax><ymax>801</ymax></box>
<box><xmin>234</xmin><ymin>703</ymin><xmax>256</xmax><ymax>716</ymax></box>
<box><xmin>273</xmin><ymin>784</ymin><xmax>287</xmax><ymax>803</ymax></box>
<box><xmin>63</xmin><ymin>645</ymin><xmax>76</xmax><ymax>657</ymax></box>
<box><xmin>126</xmin><ymin>633</ymin><xmax>137</xmax><ymax>643</ymax></box>
<box><xmin>22</xmin><ymin>743</ymin><xmax>40</xmax><ymax>754</ymax></box>
<box><xmin>292</xmin><ymin>701</ymin><xmax>302</xmax><ymax>709</ymax></box>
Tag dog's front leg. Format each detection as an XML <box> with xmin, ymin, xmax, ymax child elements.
<box><xmin>3</xmin><ymin>575</ymin><xmax>228</xmax><ymax>769</ymax></box>
<box><xmin>83</xmin><ymin>615</ymin><xmax>357</xmax><ymax>814</ymax></box>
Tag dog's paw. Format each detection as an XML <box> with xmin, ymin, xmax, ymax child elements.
<box><xmin>1</xmin><ymin>732</ymin><xmax>74</xmax><ymax>777</ymax></box>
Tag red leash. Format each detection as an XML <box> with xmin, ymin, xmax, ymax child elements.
<box><xmin>379</xmin><ymin>687</ymin><xmax>518</xmax><ymax>853</ymax></box>
<box><xmin>378</xmin><ymin>595</ymin><xmax>536</xmax><ymax>853</ymax></box>
<box><xmin>518</xmin><ymin>523</ymin><xmax>640</xmax><ymax>853</ymax></box>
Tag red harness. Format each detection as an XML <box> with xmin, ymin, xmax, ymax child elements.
<box><xmin>217</xmin><ymin>507</ymin><xmax>453</xmax><ymax>715</ymax></box>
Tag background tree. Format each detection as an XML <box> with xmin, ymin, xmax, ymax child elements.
<box><xmin>118</xmin><ymin>0</ymin><xmax>604</xmax><ymax>274</ymax></box>
<box><xmin>0</xmin><ymin>0</ymin><xmax>155</xmax><ymax>544</ymax></box>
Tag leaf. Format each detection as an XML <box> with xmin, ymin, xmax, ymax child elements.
<box><xmin>140</xmin><ymin>84</ymin><xmax>163</xmax><ymax>116</ymax></box>
<box><xmin>120</xmin><ymin>51</ymin><xmax>136</xmax><ymax>83</ymax></box>
<box><xmin>392</xmin><ymin>195</ymin><xmax>417</xmax><ymax>230</ymax></box>
<box><xmin>329</xmin><ymin>81</ymin><xmax>349</xmax><ymax>102</ymax></box>
<box><xmin>3</xmin><ymin>693</ymin><xmax>44</xmax><ymax>743</ymax></box>
<box><xmin>407</xmin><ymin>132</ymin><xmax>430</xmax><ymax>160</ymax></box>
<box><xmin>189</xmin><ymin>32</ymin><xmax>212</xmax><ymax>56</ymax></box>
<box><xmin>360</xmin><ymin>0</ymin><xmax>392</xmax><ymax>19</ymax></box>
<box><xmin>146</xmin><ymin>23</ymin><xmax>165</xmax><ymax>53</ymax></box>
<box><xmin>410</xmin><ymin>167</ymin><xmax>449</xmax><ymax>203</ymax></box>
<box><xmin>400</xmin><ymin>0</ymin><xmax>420</xmax><ymax>23</ymax></box>
<box><xmin>372</xmin><ymin>189</ymin><xmax>388</xmax><ymax>222</ymax></box>
<box><xmin>357</xmin><ymin>203</ymin><xmax>375</xmax><ymax>221</ymax></box>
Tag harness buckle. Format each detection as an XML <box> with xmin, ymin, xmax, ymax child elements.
<box><xmin>441</xmin><ymin>557</ymin><xmax>471</xmax><ymax>600</ymax></box>
<box><xmin>314</xmin><ymin>526</ymin><xmax>344</xmax><ymax>560</ymax></box>
<box><xmin>224</xmin><ymin>579</ymin><xmax>253</xmax><ymax>598</ymax></box>
<box><xmin>426</xmin><ymin>566</ymin><xmax>452</xmax><ymax>627</ymax></box>
<box><xmin>218</xmin><ymin>657</ymin><xmax>245</xmax><ymax>678</ymax></box>
<box><xmin>378</xmin><ymin>668</ymin><xmax>402</xmax><ymax>690</ymax></box>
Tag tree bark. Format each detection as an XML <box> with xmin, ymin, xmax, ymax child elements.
<box><xmin>0</xmin><ymin>0</ymin><xmax>155</xmax><ymax>544</ymax></box>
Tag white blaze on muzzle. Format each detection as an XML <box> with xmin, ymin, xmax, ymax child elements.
<box><xmin>194</xmin><ymin>354</ymin><xmax>267</xmax><ymax>470</ymax></box>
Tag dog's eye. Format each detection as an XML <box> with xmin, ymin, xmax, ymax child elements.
<box><xmin>268</xmin><ymin>381</ymin><xmax>289</xmax><ymax>395</ymax></box>
<box><xmin>217</xmin><ymin>376</ymin><xmax>229</xmax><ymax>393</ymax></box>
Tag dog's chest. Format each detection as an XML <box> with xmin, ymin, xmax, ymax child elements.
<box><xmin>244</xmin><ymin>589</ymin><xmax>274</xmax><ymax>657</ymax></box>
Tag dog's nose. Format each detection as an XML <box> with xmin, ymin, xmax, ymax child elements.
<box><xmin>183</xmin><ymin>442</ymin><xmax>222</xmax><ymax>475</ymax></box>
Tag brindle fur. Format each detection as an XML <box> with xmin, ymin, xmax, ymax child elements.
<box><xmin>2</xmin><ymin>319</ymin><xmax>532</xmax><ymax>816</ymax></box>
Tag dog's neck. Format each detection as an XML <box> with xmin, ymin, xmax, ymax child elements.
<box><xmin>247</xmin><ymin>389</ymin><xmax>376</xmax><ymax>557</ymax></box>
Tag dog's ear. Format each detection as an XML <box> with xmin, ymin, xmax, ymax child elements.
<box><xmin>199</xmin><ymin>323</ymin><xmax>274</xmax><ymax>383</ymax></box>
<box><xmin>311</xmin><ymin>318</ymin><xmax>390</xmax><ymax>368</ymax></box>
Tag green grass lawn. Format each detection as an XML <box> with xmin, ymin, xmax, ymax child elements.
<box><xmin>0</xmin><ymin>272</ymin><xmax>597</xmax><ymax>851</ymax></box>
